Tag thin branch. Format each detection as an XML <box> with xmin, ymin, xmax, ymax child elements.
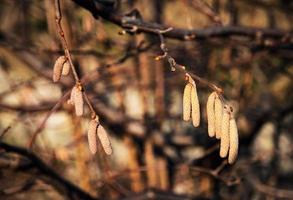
<box><xmin>189</xmin><ymin>162</ymin><xmax>241</xmax><ymax>186</ymax></box>
<box><xmin>71</xmin><ymin>0</ymin><xmax>292</xmax><ymax>42</ymax></box>
<box><xmin>0</xmin><ymin>126</ymin><xmax>11</xmax><ymax>140</ymax></box>
<box><xmin>54</xmin><ymin>0</ymin><xmax>96</xmax><ymax>118</ymax></box>
<box><xmin>0</xmin><ymin>141</ymin><xmax>98</xmax><ymax>200</ymax></box>
<box><xmin>155</xmin><ymin>31</ymin><xmax>223</xmax><ymax>94</ymax></box>
<box><xmin>27</xmin><ymin>90</ymin><xmax>71</xmax><ymax>149</ymax></box>
<box><xmin>0</xmin><ymin>103</ymin><xmax>53</xmax><ymax>113</ymax></box>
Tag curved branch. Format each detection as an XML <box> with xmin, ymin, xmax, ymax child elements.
<box><xmin>71</xmin><ymin>0</ymin><xmax>292</xmax><ymax>41</ymax></box>
<box><xmin>0</xmin><ymin>141</ymin><xmax>98</xmax><ymax>200</ymax></box>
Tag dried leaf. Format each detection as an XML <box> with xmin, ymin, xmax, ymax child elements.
<box><xmin>183</xmin><ymin>83</ymin><xmax>192</xmax><ymax>121</ymax></box>
<box><xmin>207</xmin><ymin>92</ymin><xmax>216</xmax><ymax>137</ymax></box>
<box><xmin>191</xmin><ymin>83</ymin><xmax>200</xmax><ymax>127</ymax></box>
<box><xmin>228</xmin><ymin>117</ymin><xmax>238</xmax><ymax>164</ymax></box>
<box><xmin>97</xmin><ymin>125</ymin><xmax>112</xmax><ymax>155</ymax></box>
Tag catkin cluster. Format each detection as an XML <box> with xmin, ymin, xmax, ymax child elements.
<box><xmin>53</xmin><ymin>55</ymin><xmax>70</xmax><ymax>82</ymax></box>
<box><xmin>183</xmin><ymin>76</ymin><xmax>200</xmax><ymax>127</ymax></box>
<box><xmin>52</xmin><ymin>53</ymin><xmax>112</xmax><ymax>156</ymax></box>
<box><xmin>206</xmin><ymin>93</ymin><xmax>239</xmax><ymax>164</ymax></box>
<box><xmin>87</xmin><ymin>116</ymin><xmax>112</xmax><ymax>155</ymax></box>
<box><xmin>182</xmin><ymin>75</ymin><xmax>239</xmax><ymax>164</ymax></box>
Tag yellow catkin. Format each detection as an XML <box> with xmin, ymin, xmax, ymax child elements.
<box><xmin>206</xmin><ymin>92</ymin><xmax>216</xmax><ymax>137</ymax></box>
<box><xmin>87</xmin><ymin>120</ymin><xmax>98</xmax><ymax>154</ymax></box>
<box><xmin>53</xmin><ymin>56</ymin><xmax>66</xmax><ymax>82</ymax></box>
<box><xmin>67</xmin><ymin>86</ymin><xmax>76</xmax><ymax>105</ymax></box>
<box><xmin>214</xmin><ymin>96</ymin><xmax>223</xmax><ymax>139</ymax></box>
<box><xmin>97</xmin><ymin>125</ymin><xmax>112</xmax><ymax>155</ymax></box>
<box><xmin>228</xmin><ymin>117</ymin><xmax>238</xmax><ymax>164</ymax></box>
<box><xmin>220</xmin><ymin>107</ymin><xmax>230</xmax><ymax>158</ymax></box>
<box><xmin>62</xmin><ymin>61</ymin><xmax>70</xmax><ymax>75</ymax></box>
<box><xmin>191</xmin><ymin>83</ymin><xmax>200</xmax><ymax>127</ymax></box>
<box><xmin>74</xmin><ymin>87</ymin><xmax>84</xmax><ymax>116</ymax></box>
<box><xmin>183</xmin><ymin>83</ymin><xmax>192</xmax><ymax>121</ymax></box>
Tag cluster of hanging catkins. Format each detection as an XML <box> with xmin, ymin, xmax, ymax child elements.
<box><xmin>53</xmin><ymin>56</ymin><xmax>112</xmax><ymax>155</ymax></box>
<box><xmin>183</xmin><ymin>74</ymin><xmax>239</xmax><ymax>164</ymax></box>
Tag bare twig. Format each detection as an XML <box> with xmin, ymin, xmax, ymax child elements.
<box><xmin>27</xmin><ymin>90</ymin><xmax>71</xmax><ymax>149</ymax></box>
<box><xmin>189</xmin><ymin>161</ymin><xmax>241</xmax><ymax>186</ymax></box>
<box><xmin>54</xmin><ymin>0</ymin><xmax>97</xmax><ymax>118</ymax></box>
<box><xmin>0</xmin><ymin>141</ymin><xmax>98</xmax><ymax>200</ymax></box>
<box><xmin>188</xmin><ymin>0</ymin><xmax>223</xmax><ymax>25</ymax></box>
<box><xmin>0</xmin><ymin>126</ymin><xmax>11</xmax><ymax>140</ymax></box>
<box><xmin>71</xmin><ymin>0</ymin><xmax>293</xmax><ymax>42</ymax></box>
<box><xmin>155</xmin><ymin>31</ymin><xmax>223</xmax><ymax>94</ymax></box>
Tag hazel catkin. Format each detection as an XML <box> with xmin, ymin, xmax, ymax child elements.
<box><xmin>183</xmin><ymin>83</ymin><xmax>192</xmax><ymax>121</ymax></box>
<box><xmin>219</xmin><ymin>106</ymin><xmax>230</xmax><ymax>158</ymax></box>
<box><xmin>214</xmin><ymin>96</ymin><xmax>223</xmax><ymax>139</ymax></box>
<box><xmin>67</xmin><ymin>86</ymin><xmax>77</xmax><ymax>105</ymax></box>
<box><xmin>206</xmin><ymin>92</ymin><xmax>216</xmax><ymax>137</ymax></box>
<box><xmin>228</xmin><ymin>117</ymin><xmax>238</xmax><ymax>164</ymax></box>
<box><xmin>191</xmin><ymin>83</ymin><xmax>200</xmax><ymax>127</ymax></box>
<box><xmin>97</xmin><ymin>125</ymin><xmax>112</xmax><ymax>155</ymax></box>
<box><xmin>53</xmin><ymin>56</ymin><xmax>66</xmax><ymax>82</ymax></box>
<box><xmin>87</xmin><ymin>119</ymin><xmax>98</xmax><ymax>154</ymax></box>
<box><xmin>62</xmin><ymin>61</ymin><xmax>70</xmax><ymax>76</ymax></box>
<box><xmin>74</xmin><ymin>86</ymin><xmax>84</xmax><ymax>116</ymax></box>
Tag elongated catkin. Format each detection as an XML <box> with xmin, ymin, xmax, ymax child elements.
<box><xmin>67</xmin><ymin>86</ymin><xmax>77</xmax><ymax>105</ymax></box>
<box><xmin>74</xmin><ymin>87</ymin><xmax>84</xmax><ymax>116</ymax></box>
<box><xmin>53</xmin><ymin>56</ymin><xmax>66</xmax><ymax>82</ymax></box>
<box><xmin>183</xmin><ymin>83</ymin><xmax>192</xmax><ymax>121</ymax></box>
<box><xmin>191</xmin><ymin>83</ymin><xmax>200</xmax><ymax>127</ymax></box>
<box><xmin>228</xmin><ymin>117</ymin><xmax>238</xmax><ymax>164</ymax></box>
<box><xmin>62</xmin><ymin>61</ymin><xmax>70</xmax><ymax>75</ymax></box>
<box><xmin>207</xmin><ymin>92</ymin><xmax>216</xmax><ymax>137</ymax></box>
<box><xmin>215</xmin><ymin>96</ymin><xmax>223</xmax><ymax>139</ymax></box>
<box><xmin>97</xmin><ymin>125</ymin><xmax>112</xmax><ymax>155</ymax></box>
<box><xmin>87</xmin><ymin>119</ymin><xmax>98</xmax><ymax>154</ymax></box>
<box><xmin>220</xmin><ymin>107</ymin><xmax>230</xmax><ymax>158</ymax></box>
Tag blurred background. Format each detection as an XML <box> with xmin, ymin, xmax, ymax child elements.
<box><xmin>0</xmin><ymin>0</ymin><xmax>292</xmax><ymax>199</ymax></box>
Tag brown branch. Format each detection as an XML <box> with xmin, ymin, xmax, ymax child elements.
<box><xmin>0</xmin><ymin>103</ymin><xmax>53</xmax><ymax>113</ymax></box>
<box><xmin>0</xmin><ymin>141</ymin><xmax>98</xmax><ymax>200</ymax></box>
<box><xmin>71</xmin><ymin>0</ymin><xmax>292</xmax><ymax>42</ymax></box>
<box><xmin>54</xmin><ymin>0</ymin><xmax>96</xmax><ymax>118</ymax></box>
<box><xmin>27</xmin><ymin>90</ymin><xmax>71</xmax><ymax>149</ymax></box>
<box><xmin>251</xmin><ymin>178</ymin><xmax>293</xmax><ymax>199</ymax></box>
<box><xmin>155</xmin><ymin>31</ymin><xmax>223</xmax><ymax>94</ymax></box>
<box><xmin>0</xmin><ymin>126</ymin><xmax>11</xmax><ymax>140</ymax></box>
<box><xmin>189</xmin><ymin>160</ymin><xmax>241</xmax><ymax>186</ymax></box>
<box><xmin>188</xmin><ymin>0</ymin><xmax>223</xmax><ymax>25</ymax></box>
